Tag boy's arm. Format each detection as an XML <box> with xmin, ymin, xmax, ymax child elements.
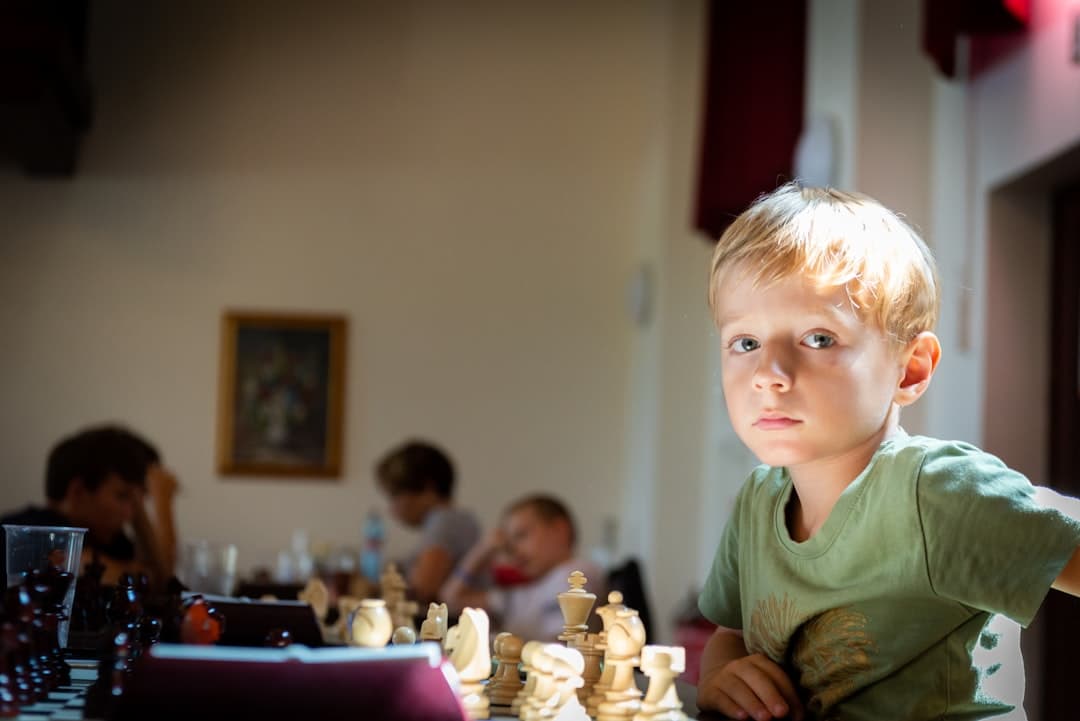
<box><xmin>1052</xmin><ymin>546</ymin><xmax>1080</xmax><ymax>596</ymax></box>
<box><xmin>697</xmin><ymin>625</ymin><xmax>804</xmax><ymax>721</ymax></box>
<box><xmin>409</xmin><ymin>545</ymin><xmax>454</xmax><ymax>606</ymax></box>
<box><xmin>438</xmin><ymin>529</ymin><xmax>502</xmax><ymax>612</ymax></box>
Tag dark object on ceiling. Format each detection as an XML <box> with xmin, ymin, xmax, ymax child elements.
<box><xmin>694</xmin><ymin>0</ymin><xmax>807</xmax><ymax>241</ymax></box>
<box><xmin>923</xmin><ymin>0</ymin><xmax>1029</xmax><ymax>79</ymax></box>
<box><xmin>0</xmin><ymin>0</ymin><xmax>92</xmax><ymax>177</ymax></box>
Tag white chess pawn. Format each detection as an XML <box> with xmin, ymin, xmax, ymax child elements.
<box><xmin>392</xmin><ymin>625</ymin><xmax>417</xmax><ymax>645</ymax></box>
<box><xmin>632</xmin><ymin>646</ymin><xmax>688</xmax><ymax>721</ymax></box>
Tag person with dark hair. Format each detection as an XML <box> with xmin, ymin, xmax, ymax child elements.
<box><xmin>0</xmin><ymin>424</ymin><xmax>178</xmax><ymax>587</ymax></box>
<box><xmin>374</xmin><ymin>439</ymin><xmax>480</xmax><ymax>605</ymax></box>
<box><xmin>440</xmin><ymin>493</ymin><xmax>604</xmax><ymax>642</ymax></box>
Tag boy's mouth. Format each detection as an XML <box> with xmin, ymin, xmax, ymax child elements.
<box><xmin>754</xmin><ymin>414</ymin><xmax>800</xmax><ymax>430</ymax></box>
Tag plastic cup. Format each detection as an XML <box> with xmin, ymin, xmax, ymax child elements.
<box><xmin>3</xmin><ymin>524</ymin><xmax>87</xmax><ymax>647</ymax></box>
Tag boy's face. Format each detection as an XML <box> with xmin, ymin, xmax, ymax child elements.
<box><xmin>387</xmin><ymin>488</ymin><xmax>437</xmax><ymax>528</ymax></box>
<box><xmin>69</xmin><ymin>473</ymin><xmax>139</xmax><ymax>544</ymax></box>
<box><xmin>714</xmin><ymin>266</ymin><xmax>907</xmax><ymax>475</ymax></box>
<box><xmin>501</xmin><ymin>507</ymin><xmax>569</xmax><ymax>580</ymax></box>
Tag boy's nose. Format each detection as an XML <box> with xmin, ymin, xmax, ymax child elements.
<box><xmin>752</xmin><ymin>350</ymin><xmax>793</xmax><ymax>391</ymax></box>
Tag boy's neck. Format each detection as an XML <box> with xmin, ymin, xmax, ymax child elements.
<box><xmin>785</xmin><ymin>413</ymin><xmax>902</xmax><ymax>541</ymax></box>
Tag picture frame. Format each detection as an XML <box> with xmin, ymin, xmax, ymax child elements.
<box><xmin>217</xmin><ymin>311</ymin><xmax>347</xmax><ymax>477</ymax></box>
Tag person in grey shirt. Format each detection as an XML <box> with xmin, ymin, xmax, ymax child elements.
<box><xmin>375</xmin><ymin>439</ymin><xmax>480</xmax><ymax>605</ymax></box>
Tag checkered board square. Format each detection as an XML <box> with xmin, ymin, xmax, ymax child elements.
<box><xmin>14</xmin><ymin>667</ymin><xmax>96</xmax><ymax>721</ymax></box>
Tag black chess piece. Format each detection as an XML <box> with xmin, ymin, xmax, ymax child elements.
<box><xmin>265</xmin><ymin>628</ymin><xmax>292</xmax><ymax>647</ymax></box>
<box><xmin>0</xmin><ymin>619</ymin><xmax>21</xmax><ymax>718</ymax></box>
<box><xmin>0</xmin><ymin>623</ymin><xmax>31</xmax><ymax>707</ymax></box>
<box><xmin>5</xmin><ymin>583</ymin><xmax>45</xmax><ymax>702</ymax></box>
<box><xmin>85</xmin><ymin>628</ymin><xmax>132</xmax><ymax>720</ymax></box>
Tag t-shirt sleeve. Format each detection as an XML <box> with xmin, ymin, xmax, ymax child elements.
<box><xmin>918</xmin><ymin>442</ymin><xmax>1080</xmax><ymax>627</ymax></box>
<box><xmin>698</xmin><ymin>484</ymin><xmax>746</xmax><ymax>629</ymax></box>
<box><xmin>420</xmin><ymin>509</ymin><xmax>480</xmax><ymax>564</ymax></box>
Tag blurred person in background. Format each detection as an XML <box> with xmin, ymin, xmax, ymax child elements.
<box><xmin>375</xmin><ymin>439</ymin><xmax>480</xmax><ymax>605</ymax></box>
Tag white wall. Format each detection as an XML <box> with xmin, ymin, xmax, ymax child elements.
<box><xmin>0</xmin><ymin>0</ymin><xmax>708</xmax><ymax>625</ymax></box>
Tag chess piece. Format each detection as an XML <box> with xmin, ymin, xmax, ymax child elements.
<box><xmin>392</xmin><ymin>626</ymin><xmax>417</xmax><ymax>645</ymax></box>
<box><xmin>520</xmin><ymin>643</ymin><xmax>554</xmax><ymax>721</ymax></box>
<box><xmin>595</xmin><ymin>608</ymin><xmax>647</xmax><ymax>721</ymax></box>
<box><xmin>557</xmin><ymin>570</ymin><xmax>596</xmax><ymax>644</ymax></box>
<box><xmin>511</xmin><ymin>640</ymin><xmax>544</xmax><ymax>718</ymax></box>
<box><xmin>443</xmin><ymin>624</ymin><xmax>461</xmax><ymax>656</ymax></box>
<box><xmin>349</xmin><ymin>599</ymin><xmax>393</xmax><ymax>648</ymax></box>
<box><xmin>333</xmin><ymin>596</ymin><xmax>364</xmax><ymax>643</ymax></box>
<box><xmin>448</xmin><ymin>607</ymin><xmax>491</xmax><ymax>720</ymax></box>
<box><xmin>419</xmin><ymin>602</ymin><xmax>448</xmax><ymax>642</ymax></box>
<box><xmin>265</xmin><ymin>628</ymin><xmax>293</xmax><ymax>647</ymax></box>
<box><xmin>586</xmin><ymin>590</ymin><xmax>628</xmax><ymax>717</ymax></box>
<box><xmin>179</xmin><ymin>596</ymin><xmax>223</xmax><ymax>645</ymax></box>
<box><xmin>542</xmin><ymin>643</ymin><xmax>590</xmax><ymax>721</ymax></box>
<box><xmin>632</xmin><ymin>646</ymin><xmax>689</xmax><ymax>721</ymax></box>
<box><xmin>487</xmin><ymin>632</ymin><xmax>524</xmax><ymax>709</ymax></box>
<box><xmin>298</xmin><ymin>577</ymin><xmax>330</xmax><ymax>622</ymax></box>
<box><xmin>573</xmin><ymin>632</ymin><xmax>603</xmax><ymax>706</ymax></box>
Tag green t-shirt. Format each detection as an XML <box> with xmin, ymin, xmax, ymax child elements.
<box><xmin>698</xmin><ymin>434</ymin><xmax>1080</xmax><ymax>721</ymax></box>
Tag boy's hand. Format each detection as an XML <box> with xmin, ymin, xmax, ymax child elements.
<box><xmin>698</xmin><ymin>653</ymin><xmax>804</xmax><ymax>721</ymax></box>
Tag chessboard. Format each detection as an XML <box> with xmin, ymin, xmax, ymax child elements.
<box><xmin>11</xmin><ymin>661</ymin><xmax>96</xmax><ymax>721</ymax></box>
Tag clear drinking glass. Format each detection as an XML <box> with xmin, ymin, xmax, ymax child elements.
<box><xmin>181</xmin><ymin>540</ymin><xmax>239</xmax><ymax>596</ymax></box>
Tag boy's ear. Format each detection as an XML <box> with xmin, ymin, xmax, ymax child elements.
<box><xmin>895</xmin><ymin>332</ymin><xmax>941</xmax><ymax>406</ymax></box>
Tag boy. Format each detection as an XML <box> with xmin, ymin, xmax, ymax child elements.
<box><xmin>0</xmin><ymin>425</ymin><xmax>178</xmax><ymax>587</ymax></box>
<box><xmin>697</xmin><ymin>184</ymin><xmax>1080</xmax><ymax>720</ymax></box>
<box><xmin>440</xmin><ymin>494</ymin><xmax>603</xmax><ymax>642</ymax></box>
<box><xmin>375</xmin><ymin>439</ymin><xmax>480</xmax><ymax>605</ymax></box>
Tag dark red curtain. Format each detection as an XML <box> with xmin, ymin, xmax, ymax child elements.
<box><xmin>694</xmin><ymin>0</ymin><xmax>806</xmax><ymax>241</ymax></box>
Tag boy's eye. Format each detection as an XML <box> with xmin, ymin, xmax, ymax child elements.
<box><xmin>730</xmin><ymin>337</ymin><xmax>760</xmax><ymax>353</ymax></box>
<box><xmin>804</xmin><ymin>332</ymin><xmax>836</xmax><ymax>349</ymax></box>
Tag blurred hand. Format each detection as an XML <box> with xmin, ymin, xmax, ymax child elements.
<box><xmin>146</xmin><ymin>464</ymin><xmax>179</xmax><ymax>503</ymax></box>
<box><xmin>697</xmin><ymin>653</ymin><xmax>804</xmax><ymax>721</ymax></box>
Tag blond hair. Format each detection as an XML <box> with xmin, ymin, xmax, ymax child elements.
<box><xmin>707</xmin><ymin>183</ymin><xmax>940</xmax><ymax>346</ymax></box>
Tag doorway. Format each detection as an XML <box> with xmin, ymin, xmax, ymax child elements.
<box><xmin>1043</xmin><ymin>180</ymin><xmax>1080</xmax><ymax>720</ymax></box>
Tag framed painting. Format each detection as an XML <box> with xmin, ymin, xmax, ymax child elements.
<box><xmin>217</xmin><ymin>311</ymin><xmax>347</xmax><ymax>477</ymax></box>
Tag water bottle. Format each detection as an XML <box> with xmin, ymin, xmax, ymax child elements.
<box><xmin>360</xmin><ymin>510</ymin><xmax>384</xmax><ymax>583</ymax></box>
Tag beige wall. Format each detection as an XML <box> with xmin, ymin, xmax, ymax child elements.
<box><xmin>0</xmin><ymin>0</ymin><xmax>709</xmax><ymax>627</ymax></box>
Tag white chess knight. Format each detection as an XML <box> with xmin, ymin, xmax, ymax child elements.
<box><xmin>632</xmin><ymin>646</ymin><xmax>688</xmax><ymax>721</ymax></box>
<box><xmin>297</xmin><ymin>577</ymin><xmax>329</xmax><ymax>622</ymax></box>
<box><xmin>512</xmin><ymin>641</ymin><xmax>546</xmax><ymax>717</ymax></box>
<box><xmin>448</xmin><ymin>607</ymin><xmax>492</xmax><ymax>720</ymax></box>
<box><xmin>538</xmin><ymin>643</ymin><xmax>590</xmax><ymax>721</ymax></box>
<box><xmin>420</xmin><ymin>602</ymin><xmax>448</xmax><ymax>642</ymax></box>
